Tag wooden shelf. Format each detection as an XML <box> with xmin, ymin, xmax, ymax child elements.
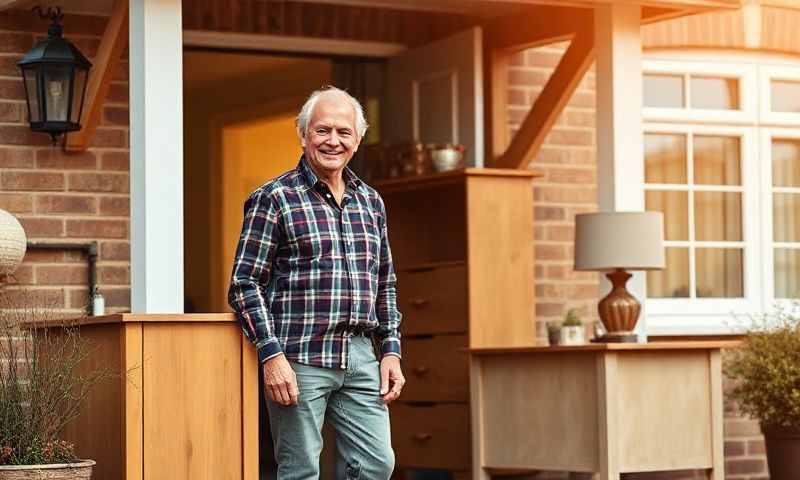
<box><xmin>374</xmin><ymin>167</ymin><xmax>543</xmax><ymax>193</ymax></box>
<box><xmin>398</xmin><ymin>260</ymin><xmax>467</xmax><ymax>272</ymax></box>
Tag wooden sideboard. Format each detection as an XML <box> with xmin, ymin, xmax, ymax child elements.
<box><xmin>59</xmin><ymin>313</ymin><xmax>258</xmax><ymax>480</ymax></box>
<box><xmin>469</xmin><ymin>342</ymin><xmax>740</xmax><ymax>480</ymax></box>
<box><xmin>376</xmin><ymin>168</ymin><xmax>541</xmax><ymax>477</ymax></box>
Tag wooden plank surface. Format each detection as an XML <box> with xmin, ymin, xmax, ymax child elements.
<box><xmin>61</xmin><ymin>313</ymin><xmax>238</xmax><ymax>326</ymax></box>
<box><xmin>123</xmin><ymin>322</ymin><xmax>143</xmax><ymax>480</ymax></box>
<box><xmin>374</xmin><ymin>168</ymin><xmax>542</xmax><ymax>193</ymax></box>
<box><xmin>142</xmin><ymin>323</ymin><xmax>243</xmax><ymax>480</ymax></box>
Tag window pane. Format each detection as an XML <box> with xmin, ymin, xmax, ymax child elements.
<box><xmin>773</xmin><ymin>193</ymin><xmax>800</xmax><ymax>242</ymax></box>
<box><xmin>647</xmin><ymin>248</ymin><xmax>690</xmax><ymax>298</ymax></box>
<box><xmin>695</xmin><ymin>192</ymin><xmax>742</xmax><ymax>241</ymax></box>
<box><xmin>696</xmin><ymin>248</ymin><xmax>743</xmax><ymax>298</ymax></box>
<box><xmin>645</xmin><ymin>134</ymin><xmax>687</xmax><ymax>184</ymax></box>
<box><xmin>646</xmin><ymin>190</ymin><xmax>689</xmax><ymax>241</ymax></box>
<box><xmin>693</xmin><ymin>135</ymin><xmax>741</xmax><ymax>185</ymax></box>
<box><xmin>771</xmin><ymin>80</ymin><xmax>800</xmax><ymax>113</ymax></box>
<box><xmin>772</xmin><ymin>139</ymin><xmax>800</xmax><ymax>187</ymax></box>
<box><xmin>774</xmin><ymin>248</ymin><xmax>800</xmax><ymax>299</ymax></box>
<box><xmin>643</xmin><ymin>74</ymin><xmax>684</xmax><ymax>108</ymax></box>
<box><xmin>690</xmin><ymin>77</ymin><xmax>739</xmax><ymax>110</ymax></box>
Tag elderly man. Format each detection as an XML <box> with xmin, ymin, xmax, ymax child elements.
<box><xmin>228</xmin><ymin>86</ymin><xmax>404</xmax><ymax>480</ymax></box>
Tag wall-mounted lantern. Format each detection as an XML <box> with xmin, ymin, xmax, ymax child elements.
<box><xmin>17</xmin><ymin>7</ymin><xmax>92</xmax><ymax>144</ymax></box>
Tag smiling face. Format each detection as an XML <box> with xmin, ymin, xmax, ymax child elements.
<box><xmin>301</xmin><ymin>92</ymin><xmax>361</xmax><ymax>177</ymax></box>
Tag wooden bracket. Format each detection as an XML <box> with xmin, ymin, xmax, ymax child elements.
<box><xmin>495</xmin><ymin>26</ymin><xmax>596</xmax><ymax>170</ymax></box>
<box><xmin>64</xmin><ymin>0</ymin><xmax>129</xmax><ymax>152</ymax></box>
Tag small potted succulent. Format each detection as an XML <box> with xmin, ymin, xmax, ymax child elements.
<box><xmin>546</xmin><ymin>321</ymin><xmax>562</xmax><ymax>346</ymax></box>
<box><xmin>0</xmin><ymin>290</ymin><xmax>109</xmax><ymax>479</ymax></box>
<box><xmin>725</xmin><ymin>304</ymin><xmax>800</xmax><ymax>480</ymax></box>
<box><xmin>560</xmin><ymin>309</ymin><xmax>586</xmax><ymax>346</ymax></box>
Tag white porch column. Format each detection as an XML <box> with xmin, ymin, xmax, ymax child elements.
<box><xmin>594</xmin><ymin>4</ymin><xmax>647</xmax><ymax>338</ymax></box>
<box><xmin>129</xmin><ymin>0</ymin><xmax>184</xmax><ymax>313</ymax></box>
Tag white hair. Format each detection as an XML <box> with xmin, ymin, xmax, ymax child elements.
<box><xmin>296</xmin><ymin>86</ymin><xmax>369</xmax><ymax>139</ymax></box>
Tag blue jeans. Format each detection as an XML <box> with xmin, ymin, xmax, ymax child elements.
<box><xmin>266</xmin><ymin>336</ymin><xmax>395</xmax><ymax>480</ymax></box>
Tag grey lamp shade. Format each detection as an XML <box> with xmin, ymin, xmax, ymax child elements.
<box><xmin>574</xmin><ymin>212</ymin><xmax>665</xmax><ymax>271</ymax></box>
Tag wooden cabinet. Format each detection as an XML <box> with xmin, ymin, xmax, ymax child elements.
<box><xmin>376</xmin><ymin>168</ymin><xmax>539</xmax><ymax>477</ymax></box>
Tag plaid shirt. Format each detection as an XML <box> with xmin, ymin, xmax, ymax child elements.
<box><xmin>228</xmin><ymin>156</ymin><xmax>402</xmax><ymax>369</ymax></box>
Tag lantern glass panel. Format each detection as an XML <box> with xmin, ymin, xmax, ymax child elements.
<box><xmin>70</xmin><ymin>67</ymin><xmax>87</xmax><ymax>124</ymax></box>
<box><xmin>22</xmin><ymin>66</ymin><xmax>41</xmax><ymax>123</ymax></box>
<box><xmin>42</xmin><ymin>64</ymin><xmax>71</xmax><ymax>123</ymax></box>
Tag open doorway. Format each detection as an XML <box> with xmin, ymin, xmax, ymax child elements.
<box><xmin>183</xmin><ymin>49</ymin><xmax>384</xmax><ymax>314</ymax></box>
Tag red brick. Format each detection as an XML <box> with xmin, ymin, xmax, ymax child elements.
<box><xmin>36</xmin><ymin>265</ymin><xmax>88</xmax><ymax>285</ymax></box>
<box><xmin>724</xmin><ymin>458</ymin><xmax>766</xmax><ymax>475</ymax></box>
<box><xmin>535</xmin><ymin>186</ymin><xmax>597</xmax><ymax>204</ymax></box>
<box><xmin>535</xmin><ymin>244</ymin><xmax>566</xmax><ymax>261</ymax></box>
<box><xmin>536</xmin><ymin>284</ymin><xmax>566</xmax><ymax>299</ymax></box>
<box><xmin>747</xmin><ymin>439</ymin><xmax>766</xmax><ymax>455</ymax></box>
<box><xmin>0</xmin><ymin>32</ymin><xmax>33</xmax><ymax>54</ymax></box>
<box><xmin>67</xmin><ymin>173</ymin><xmax>128</xmax><ymax>193</ymax></box>
<box><xmin>0</xmin><ymin>79</ymin><xmax>25</xmax><ymax>101</ymax></box>
<box><xmin>546</xmin><ymin>129</ymin><xmax>594</xmax><ymax>146</ymax></box>
<box><xmin>725</xmin><ymin>418</ymin><xmax>762</xmax><ymax>437</ymax></box>
<box><xmin>536</xmin><ymin>302</ymin><xmax>565</xmax><ymax>317</ymax></box>
<box><xmin>66</xmin><ymin>219</ymin><xmax>127</xmax><ymax>239</ymax></box>
<box><xmin>508</xmin><ymin>106</ymin><xmax>530</xmax><ymax>124</ymax></box>
<box><xmin>507</xmin><ymin>88</ymin><xmax>528</xmax><ymax>107</ymax></box>
<box><xmin>103</xmin><ymin>287</ymin><xmax>130</xmax><ymax>309</ymax></box>
<box><xmin>102</xmin><ymin>106</ymin><xmax>129</xmax><ymax>126</ymax></box>
<box><xmin>0</xmin><ymin>126</ymin><xmax>53</xmax><ymax>146</ymax></box>
<box><xmin>508</xmin><ymin>69</ymin><xmax>550</xmax><ymax>88</ymax></box>
<box><xmin>98</xmin><ymin>265</ymin><xmax>129</xmax><ymax>285</ymax></box>
<box><xmin>533</xmin><ymin>225</ymin><xmax>545</xmax><ymax>240</ymax></box>
<box><xmin>98</xmin><ymin>196</ymin><xmax>129</xmax><ymax>216</ymax></box>
<box><xmin>567</xmin><ymin>284</ymin><xmax>598</xmax><ymax>299</ymax></box>
<box><xmin>21</xmin><ymin>250</ymin><xmax>63</xmax><ymax>263</ymax></box>
<box><xmin>568</xmin><ymin>92</ymin><xmax>595</xmax><ymax>109</ymax></box>
<box><xmin>17</xmin><ymin>217</ymin><xmax>64</xmax><ymax>237</ymax></box>
<box><xmin>100</xmin><ymin>241</ymin><xmax>130</xmax><ymax>261</ymax></box>
<box><xmin>0</xmin><ymin>193</ymin><xmax>32</xmax><ymax>213</ymax></box>
<box><xmin>107</xmin><ymin>83</ymin><xmax>129</xmax><ymax>103</ymax></box>
<box><xmin>101</xmin><ymin>151</ymin><xmax>129</xmax><ymax>171</ymax></box>
<box><xmin>66</xmin><ymin>287</ymin><xmax>90</xmax><ymax>310</ymax></box>
<box><xmin>546</xmin><ymin>167</ymin><xmax>596</xmax><ymax>184</ymax></box>
<box><xmin>534</xmin><ymin>206</ymin><xmax>565</xmax><ymax>221</ymax></box>
<box><xmin>0</xmin><ymin>55</ymin><xmax>22</xmax><ymax>77</ymax></box>
<box><xmin>35</xmin><ymin>195</ymin><xmax>96</xmax><ymax>214</ymax></box>
<box><xmin>546</xmin><ymin>225</ymin><xmax>575</xmax><ymax>242</ymax></box>
<box><xmin>564</xmin><ymin>111</ymin><xmax>595</xmax><ymax>128</ymax></box>
<box><xmin>91</xmin><ymin>128</ymin><xmax>128</xmax><ymax>148</ymax></box>
<box><xmin>0</xmin><ymin>147</ymin><xmax>34</xmax><ymax>168</ymax></box>
<box><xmin>0</xmin><ymin>287</ymin><xmax>65</xmax><ymax>308</ymax></box>
<box><xmin>3</xmin><ymin>263</ymin><xmax>33</xmax><ymax>284</ymax></box>
<box><xmin>0</xmin><ymin>102</ymin><xmax>21</xmax><ymax>122</ymax></box>
<box><xmin>36</xmin><ymin>149</ymin><xmax>97</xmax><ymax>170</ymax></box>
<box><xmin>1</xmin><ymin>171</ymin><xmax>64</xmax><ymax>191</ymax></box>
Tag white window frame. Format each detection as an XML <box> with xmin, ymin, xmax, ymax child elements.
<box><xmin>759</xmin><ymin>128</ymin><xmax>800</xmax><ymax>309</ymax></box>
<box><xmin>644</xmin><ymin>123</ymin><xmax>762</xmax><ymax>335</ymax></box>
<box><xmin>643</xmin><ymin>59</ymin><xmax>758</xmax><ymax>126</ymax></box>
<box><xmin>758</xmin><ymin>65</ymin><xmax>800</xmax><ymax>125</ymax></box>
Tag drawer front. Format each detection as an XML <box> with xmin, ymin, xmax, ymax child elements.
<box><xmin>403</xmin><ymin>335</ymin><xmax>469</xmax><ymax>402</ymax></box>
<box><xmin>397</xmin><ymin>265</ymin><xmax>467</xmax><ymax>335</ymax></box>
<box><xmin>390</xmin><ymin>403</ymin><xmax>471</xmax><ymax>470</ymax></box>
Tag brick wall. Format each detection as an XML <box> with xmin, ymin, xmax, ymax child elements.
<box><xmin>508</xmin><ymin>42</ymin><xmax>769</xmax><ymax>480</ymax></box>
<box><xmin>0</xmin><ymin>10</ymin><xmax>130</xmax><ymax>316</ymax></box>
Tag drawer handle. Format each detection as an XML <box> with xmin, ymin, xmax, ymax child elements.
<box><xmin>412</xmin><ymin>433</ymin><xmax>432</xmax><ymax>442</ymax></box>
<box><xmin>412</xmin><ymin>366</ymin><xmax>430</xmax><ymax>376</ymax></box>
<box><xmin>410</xmin><ymin>298</ymin><xmax>429</xmax><ymax>308</ymax></box>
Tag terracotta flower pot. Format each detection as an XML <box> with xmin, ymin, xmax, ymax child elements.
<box><xmin>763</xmin><ymin>425</ymin><xmax>800</xmax><ymax>480</ymax></box>
<box><xmin>0</xmin><ymin>460</ymin><xmax>95</xmax><ymax>480</ymax></box>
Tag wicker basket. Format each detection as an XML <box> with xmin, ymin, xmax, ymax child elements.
<box><xmin>0</xmin><ymin>460</ymin><xmax>95</xmax><ymax>480</ymax></box>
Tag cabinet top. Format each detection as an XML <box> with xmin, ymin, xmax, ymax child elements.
<box><xmin>374</xmin><ymin>167</ymin><xmax>543</xmax><ymax>192</ymax></box>
<box><xmin>469</xmin><ymin>340</ymin><xmax>741</xmax><ymax>355</ymax></box>
<box><xmin>48</xmin><ymin>313</ymin><xmax>238</xmax><ymax>327</ymax></box>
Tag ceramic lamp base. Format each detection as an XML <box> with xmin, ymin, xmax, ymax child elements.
<box><xmin>597</xmin><ymin>268</ymin><xmax>641</xmax><ymax>339</ymax></box>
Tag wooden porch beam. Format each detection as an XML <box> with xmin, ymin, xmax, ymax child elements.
<box><xmin>64</xmin><ymin>0</ymin><xmax>128</xmax><ymax>152</ymax></box>
<box><xmin>495</xmin><ymin>27</ymin><xmax>595</xmax><ymax>170</ymax></box>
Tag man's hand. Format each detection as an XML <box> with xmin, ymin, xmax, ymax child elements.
<box><xmin>262</xmin><ymin>354</ymin><xmax>299</xmax><ymax>406</ymax></box>
<box><xmin>379</xmin><ymin>355</ymin><xmax>405</xmax><ymax>403</ymax></box>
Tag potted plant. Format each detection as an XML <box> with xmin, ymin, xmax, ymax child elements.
<box><xmin>725</xmin><ymin>304</ymin><xmax>800</xmax><ymax>480</ymax></box>
<box><xmin>0</xmin><ymin>291</ymin><xmax>108</xmax><ymax>479</ymax></box>
<box><xmin>560</xmin><ymin>308</ymin><xmax>586</xmax><ymax>346</ymax></box>
<box><xmin>546</xmin><ymin>321</ymin><xmax>562</xmax><ymax>346</ymax></box>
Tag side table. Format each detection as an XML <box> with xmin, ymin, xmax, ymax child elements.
<box><xmin>469</xmin><ymin>342</ymin><xmax>739</xmax><ymax>480</ymax></box>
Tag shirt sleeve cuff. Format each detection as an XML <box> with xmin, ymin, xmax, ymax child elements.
<box><xmin>380</xmin><ymin>337</ymin><xmax>401</xmax><ymax>358</ymax></box>
<box><xmin>257</xmin><ymin>338</ymin><xmax>284</xmax><ymax>364</ymax></box>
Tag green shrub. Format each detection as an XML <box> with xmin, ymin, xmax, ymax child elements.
<box><xmin>725</xmin><ymin>304</ymin><xmax>800</xmax><ymax>428</ymax></box>
<box><xmin>562</xmin><ymin>308</ymin><xmax>582</xmax><ymax>327</ymax></box>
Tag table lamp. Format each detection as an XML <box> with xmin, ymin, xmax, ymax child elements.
<box><xmin>574</xmin><ymin>212</ymin><xmax>665</xmax><ymax>342</ymax></box>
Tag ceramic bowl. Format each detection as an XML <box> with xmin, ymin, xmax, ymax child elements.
<box><xmin>429</xmin><ymin>146</ymin><xmax>464</xmax><ymax>172</ymax></box>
